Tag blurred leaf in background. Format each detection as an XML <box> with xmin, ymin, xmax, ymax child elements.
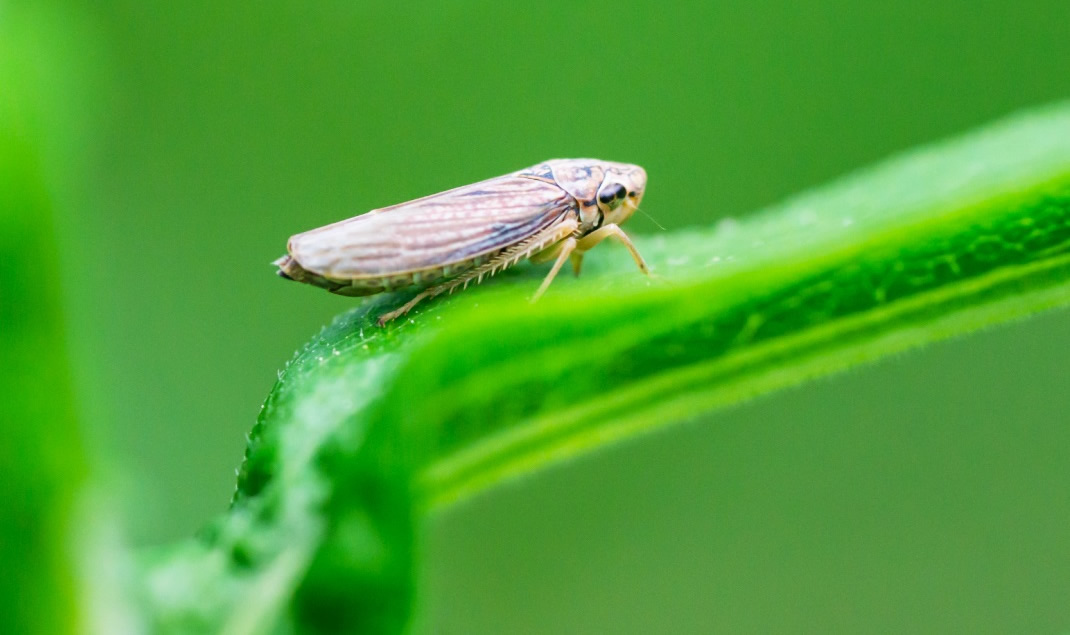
<box><xmin>0</xmin><ymin>2</ymin><xmax>97</xmax><ymax>632</ymax></box>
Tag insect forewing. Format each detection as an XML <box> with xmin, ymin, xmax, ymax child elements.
<box><xmin>285</xmin><ymin>174</ymin><xmax>575</xmax><ymax>279</ymax></box>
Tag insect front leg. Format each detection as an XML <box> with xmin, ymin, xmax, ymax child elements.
<box><xmin>575</xmin><ymin>224</ymin><xmax>651</xmax><ymax>275</ymax></box>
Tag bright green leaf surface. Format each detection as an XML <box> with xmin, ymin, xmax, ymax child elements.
<box><xmin>140</xmin><ymin>103</ymin><xmax>1070</xmax><ymax>633</ymax></box>
<box><xmin>0</xmin><ymin>8</ymin><xmax>88</xmax><ymax>634</ymax></box>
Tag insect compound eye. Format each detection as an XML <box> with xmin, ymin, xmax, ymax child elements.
<box><xmin>597</xmin><ymin>183</ymin><xmax>627</xmax><ymax>208</ymax></box>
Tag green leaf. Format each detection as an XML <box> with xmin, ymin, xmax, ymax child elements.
<box><xmin>138</xmin><ymin>102</ymin><xmax>1070</xmax><ymax>633</ymax></box>
<box><xmin>0</xmin><ymin>8</ymin><xmax>89</xmax><ymax>635</ymax></box>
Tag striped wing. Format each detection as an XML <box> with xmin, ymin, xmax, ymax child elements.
<box><xmin>285</xmin><ymin>175</ymin><xmax>575</xmax><ymax>279</ymax></box>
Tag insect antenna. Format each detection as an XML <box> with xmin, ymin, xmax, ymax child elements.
<box><xmin>636</xmin><ymin>206</ymin><xmax>666</xmax><ymax>231</ymax></box>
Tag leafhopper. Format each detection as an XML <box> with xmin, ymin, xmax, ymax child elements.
<box><xmin>274</xmin><ymin>159</ymin><xmax>650</xmax><ymax>325</ymax></box>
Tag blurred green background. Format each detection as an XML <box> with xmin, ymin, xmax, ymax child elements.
<box><xmin>13</xmin><ymin>0</ymin><xmax>1070</xmax><ymax>631</ymax></box>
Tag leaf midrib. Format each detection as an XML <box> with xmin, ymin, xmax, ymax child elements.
<box><xmin>420</xmin><ymin>207</ymin><xmax>1070</xmax><ymax>509</ymax></box>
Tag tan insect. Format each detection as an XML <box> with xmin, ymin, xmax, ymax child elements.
<box><xmin>274</xmin><ymin>159</ymin><xmax>650</xmax><ymax>325</ymax></box>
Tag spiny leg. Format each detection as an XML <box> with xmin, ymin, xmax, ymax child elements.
<box><xmin>575</xmin><ymin>223</ymin><xmax>650</xmax><ymax>275</ymax></box>
<box><xmin>376</xmin><ymin>288</ymin><xmax>436</xmax><ymax>326</ymax></box>
<box><xmin>377</xmin><ymin>217</ymin><xmax>579</xmax><ymax>326</ymax></box>
<box><xmin>531</xmin><ymin>236</ymin><xmax>577</xmax><ymax>302</ymax></box>
<box><xmin>528</xmin><ymin>234</ymin><xmax>569</xmax><ymax>264</ymax></box>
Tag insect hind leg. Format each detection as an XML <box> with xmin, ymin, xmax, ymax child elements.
<box><xmin>376</xmin><ymin>288</ymin><xmax>436</xmax><ymax>326</ymax></box>
<box><xmin>376</xmin><ymin>218</ymin><xmax>579</xmax><ymax>326</ymax></box>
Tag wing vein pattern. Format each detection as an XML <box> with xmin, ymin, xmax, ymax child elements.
<box><xmin>288</xmin><ymin>175</ymin><xmax>575</xmax><ymax>278</ymax></box>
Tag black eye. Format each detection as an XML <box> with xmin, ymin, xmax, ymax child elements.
<box><xmin>598</xmin><ymin>183</ymin><xmax>627</xmax><ymax>206</ymax></box>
